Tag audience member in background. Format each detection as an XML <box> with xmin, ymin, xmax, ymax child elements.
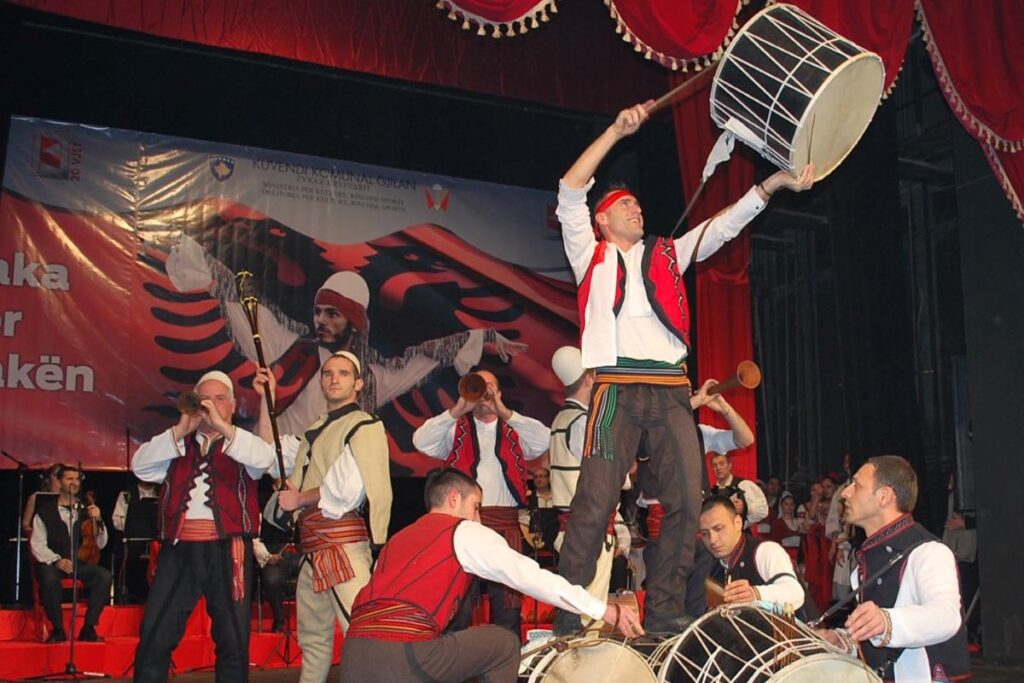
<box><xmin>770</xmin><ymin>492</ymin><xmax>804</xmax><ymax>571</ymax></box>
<box><xmin>519</xmin><ymin>467</ymin><xmax>558</xmax><ymax>562</ymax></box>
<box><xmin>943</xmin><ymin>473</ymin><xmax>979</xmax><ymax>646</ymax></box>
<box><xmin>252</xmin><ymin>511</ymin><xmax>301</xmax><ymax>633</ymax></box>
<box><xmin>708</xmin><ymin>452</ymin><xmax>768</xmax><ymax>530</ymax></box>
<box><xmin>800</xmin><ymin>478</ymin><xmax>833</xmax><ymax>612</ymax></box>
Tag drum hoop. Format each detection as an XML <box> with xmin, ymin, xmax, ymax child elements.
<box><xmin>710</xmin><ymin>3</ymin><xmax>884</xmax><ymax>179</ymax></box>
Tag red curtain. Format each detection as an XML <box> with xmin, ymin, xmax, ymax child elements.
<box><xmin>670</xmin><ymin>72</ymin><xmax>758</xmax><ymax>483</ymax></box>
<box><xmin>9</xmin><ymin>0</ymin><xmax>667</xmax><ymax>114</ymax></box>
<box><xmin>777</xmin><ymin>0</ymin><xmax>916</xmax><ymax>95</ymax></box>
<box><xmin>918</xmin><ymin>0</ymin><xmax>1024</xmax><ymax>221</ymax></box>
<box><xmin>608</xmin><ymin>0</ymin><xmax>744</xmax><ymax>71</ymax></box>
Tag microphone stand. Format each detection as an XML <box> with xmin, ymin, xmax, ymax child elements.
<box><xmin>1</xmin><ymin>449</ymin><xmax>34</xmax><ymax>606</ymax></box>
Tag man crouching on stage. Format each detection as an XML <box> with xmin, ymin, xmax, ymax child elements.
<box><xmin>254</xmin><ymin>350</ymin><xmax>392</xmax><ymax>683</ymax></box>
<box><xmin>131</xmin><ymin>370</ymin><xmax>275</xmax><ymax>683</ymax></box>
<box><xmin>339</xmin><ymin>468</ymin><xmax>643</xmax><ymax>683</ymax></box>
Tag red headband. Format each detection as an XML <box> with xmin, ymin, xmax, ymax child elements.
<box><xmin>314</xmin><ymin>289</ymin><xmax>367</xmax><ymax>332</ymax></box>
<box><xmin>594</xmin><ymin>189</ymin><xmax>635</xmax><ymax>217</ymax></box>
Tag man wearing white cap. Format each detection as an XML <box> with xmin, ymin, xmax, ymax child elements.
<box><xmin>548</xmin><ymin>346</ymin><xmax>630</xmax><ymax>628</ymax></box>
<box><xmin>165</xmin><ymin>237</ymin><xmax>525</xmax><ymax>435</ymax></box>
<box><xmin>253</xmin><ymin>350</ymin><xmax>392</xmax><ymax>683</ymax></box>
<box><xmin>131</xmin><ymin>370</ymin><xmax>276</xmax><ymax>683</ymax></box>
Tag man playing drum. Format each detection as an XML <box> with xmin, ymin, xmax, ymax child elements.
<box><xmin>553</xmin><ymin>100</ymin><xmax>813</xmax><ymax>635</ymax></box>
<box><xmin>339</xmin><ymin>468</ymin><xmax>642</xmax><ymax>683</ymax></box>
<box><xmin>697</xmin><ymin>496</ymin><xmax>806</xmax><ymax>614</ymax></box>
<box><xmin>817</xmin><ymin>456</ymin><xmax>969</xmax><ymax>682</ymax></box>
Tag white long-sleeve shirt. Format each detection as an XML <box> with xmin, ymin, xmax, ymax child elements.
<box><xmin>718</xmin><ymin>539</ymin><xmax>805</xmax><ymax>609</ymax></box>
<box><xmin>31</xmin><ymin>505</ymin><xmax>109</xmax><ymax>565</ymax></box>
<box><xmin>413</xmin><ymin>411</ymin><xmax>550</xmax><ymax>507</ymax></box>
<box><xmin>847</xmin><ymin>541</ymin><xmax>963</xmax><ymax>683</ymax></box>
<box><xmin>557</xmin><ymin>178</ymin><xmax>767</xmax><ymax>368</ymax></box>
<box><xmin>132</xmin><ymin>427</ymin><xmax>274</xmax><ymax>521</ymax></box>
<box><xmin>274</xmin><ymin>434</ymin><xmax>366</xmax><ymax>520</ymax></box>
<box><xmin>715</xmin><ymin>475</ymin><xmax>770</xmax><ymax>525</ymax></box>
<box><xmin>454</xmin><ymin>520</ymin><xmax>605</xmax><ymax>621</ymax></box>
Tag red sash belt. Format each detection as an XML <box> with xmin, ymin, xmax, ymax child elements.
<box><xmin>348</xmin><ymin>599</ymin><xmax>438</xmax><ymax>642</ymax></box>
<box><xmin>176</xmin><ymin>519</ymin><xmax>246</xmax><ymax>602</ymax></box>
<box><xmin>299</xmin><ymin>508</ymin><xmax>369</xmax><ymax>593</ymax></box>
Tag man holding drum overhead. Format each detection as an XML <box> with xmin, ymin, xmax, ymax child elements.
<box><xmin>553</xmin><ymin>101</ymin><xmax>813</xmax><ymax>636</ymax></box>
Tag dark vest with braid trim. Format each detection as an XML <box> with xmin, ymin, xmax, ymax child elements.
<box><xmin>159</xmin><ymin>433</ymin><xmax>260</xmax><ymax>541</ymax></box>
<box><xmin>445</xmin><ymin>416</ymin><xmax>529</xmax><ymax>507</ymax></box>
<box><xmin>854</xmin><ymin>515</ymin><xmax>970</xmax><ymax>682</ymax></box>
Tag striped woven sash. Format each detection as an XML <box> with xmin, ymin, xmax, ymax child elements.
<box><xmin>299</xmin><ymin>508</ymin><xmax>369</xmax><ymax>593</ymax></box>
<box><xmin>348</xmin><ymin>599</ymin><xmax>439</xmax><ymax>642</ymax></box>
<box><xmin>583</xmin><ymin>358</ymin><xmax>690</xmax><ymax>460</ymax></box>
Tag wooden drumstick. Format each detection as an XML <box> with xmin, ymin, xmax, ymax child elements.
<box><xmin>644</xmin><ymin>68</ymin><xmax>715</xmax><ymax>116</ymax></box>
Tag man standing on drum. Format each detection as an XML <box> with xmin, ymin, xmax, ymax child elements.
<box><xmin>553</xmin><ymin>100</ymin><xmax>813</xmax><ymax>635</ymax></box>
<box><xmin>817</xmin><ymin>456</ymin><xmax>969</xmax><ymax>682</ymax></box>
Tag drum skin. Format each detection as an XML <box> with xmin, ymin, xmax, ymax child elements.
<box><xmin>519</xmin><ymin>637</ymin><xmax>656</xmax><ymax>683</ymax></box>
<box><xmin>710</xmin><ymin>3</ymin><xmax>884</xmax><ymax>181</ymax></box>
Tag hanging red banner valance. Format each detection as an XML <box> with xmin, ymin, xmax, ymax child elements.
<box><xmin>606</xmin><ymin>0</ymin><xmax>745</xmax><ymax>71</ymax></box>
<box><xmin>918</xmin><ymin>0</ymin><xmax>1024</xmax><ymax>151</ymax></box>
<box><xmin>918</xmin><ymin>0</ymin><xmax>1024</xmax><ymax>222</ymax></box>
<box><xmin>436</xmin><ymin>0</ymin><xmax>558</xmax><ymax>38</ymax></box>
<box><xmin>769</xmin><ymin>0</ymin><xmax>915</xmax><ymax>97</ymax></box>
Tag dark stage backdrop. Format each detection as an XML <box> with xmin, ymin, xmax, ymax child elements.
<box><xmin>955</xmin><ymin>130</ymin><xmax>1024</xmax><ymax>666</ymax></box>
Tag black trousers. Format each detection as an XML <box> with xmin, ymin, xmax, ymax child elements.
<box><xmin>260</xmin><ymin>552</ymin><xmax>301</xmax><ymax>624</ymax></box>
<box><xmin>36</xmin><ymin>561</ymin><xmax>111</xmax><ymax>630</ymax></box>
<box><xmin>132</xmin><ymin>539</ymin><xmax>253</xmax><ymax>683</ymax></box>
<box><xmin>558</xmin><ymin>383</ymin><xmax>701</xmax><ymax>624</ymax></box>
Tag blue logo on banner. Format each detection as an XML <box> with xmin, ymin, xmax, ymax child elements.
<box><xmin>209</xmin><ymin>156</ymin><xmax>235</xmax><ymax>182</ymax></box>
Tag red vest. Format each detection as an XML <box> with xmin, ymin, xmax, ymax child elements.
<box><xmin>578</xmin><ymin>235</ymin><xmax>692</xmax><ymax>348</ymax></box>
<box><xmin>159</xmin><ymin>433</ymin><xmax>260</xmax><ymax>541</ymax></box>
<box><xmin>348</xmin><ymin>513</ymin><xmax>474</xmax><ymax>641</ymax></box>
<box><xmin>445</xmin><ymin>416</ymin><xmax>529</xmax><ymax>506</ymax></box>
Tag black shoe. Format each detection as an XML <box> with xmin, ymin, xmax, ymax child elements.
<box><xmin>551</xmin><ymin>608</ymin><xmax>580</xmax><ymax>637</ymax></box>
<box><xmin>78</xmin><ymin>625</ymin><xmax>104</xmax><ymax>642</ymax></box>
<box><xmin>45</xmin><ymin>628</ymin><xmax>66</xmax><ymax>644</ymax></box>
<box><xmin>270</xmin><ymin>619</ymin><xmax>284</xmax><ymax>634</ymax></box>
<box><xmin>643</xmin><ymin>614</ymin><xmax>694</xmax><ymax>636</ymax></box>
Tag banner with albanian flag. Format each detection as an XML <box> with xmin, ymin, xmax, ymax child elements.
<box><xmin>0</xmin><ymin>117</ymin><xmax>577</xmax><ymax>475</ymax></box>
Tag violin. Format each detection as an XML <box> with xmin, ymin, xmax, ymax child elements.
<box><xmin>78</xmin><ymin>490</ymin><xmax>101</xmax><ymax>565</ymax></box>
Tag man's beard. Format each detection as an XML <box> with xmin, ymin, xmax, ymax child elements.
<box><xmin>318</xmin><ymin>324</ymin><xmax>354</xmax><ymax>352</ymax></box>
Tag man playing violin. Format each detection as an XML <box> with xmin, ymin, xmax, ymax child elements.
<box><xmin>30</xmin><ymin>464</ymin><xmax>110</xmax><ymax>643</ymax></box>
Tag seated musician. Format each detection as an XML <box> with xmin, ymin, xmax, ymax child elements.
<box><xmin>30</xmin><ymin>465</ymin><xmax>111</xmax><ymax>642</ymax></box>
<box><xmin>698</xmin><ymin>495</ymin><xmax>806</xmax><ymax>615</ymax></box>
<box><xmin>111</xmin><ymin>476</ymin><xmax>159</xmax><ymax>602</ymax></box>
<box><xmin>339</xmin><ymin>468</ymin><xmax>643</xmax><ymax>683</ymax></box>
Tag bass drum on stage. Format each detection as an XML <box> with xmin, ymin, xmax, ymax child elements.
<box><xmin>636</xmin><ymin>604</ymin><xmax>879</xmax><ymax>682</ymax></box>
<box><xmin>519</xmin><ymin>636</ymin><xmax>656</xmax><ymax>682</ymax></box>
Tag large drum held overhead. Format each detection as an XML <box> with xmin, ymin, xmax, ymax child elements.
<box><xmin>710</xmin><ymin>3</ymin><xmax>884</xmax><ymax>182</ymax></box>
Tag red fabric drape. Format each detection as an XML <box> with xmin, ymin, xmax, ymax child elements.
<box><xmin>774</xmin><ymin>0</ymin><xmax>915</xmax><ymax>96</ymax></box>
<box><xmin>8</xmin><ymin>0</ymin><xmax>666</xmax><ymax>114</ymax></box>
<box><xmin>437</xmin><ymin>0</ymin><xmax>557</xmax><ymax>37</ymax></box>
<box><xmin>670</xmin><ymin>71</ymin><xmax>758</xmax><ymax>483</ymax></box>
<box><xmin>918</xmin><ymin>0</ymin><xmax>1024</xmax><ymax>222</ymax></box>
<box><xmin>608</xmin><ymin>0</ymin><xmax>744</xmax><ymax>71</ymax></box>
